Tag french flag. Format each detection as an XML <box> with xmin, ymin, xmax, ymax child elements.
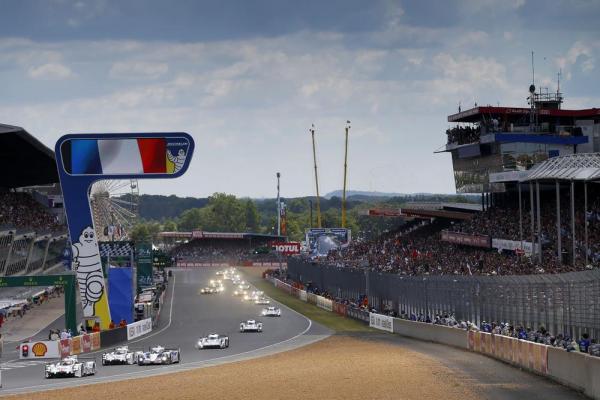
<box><xmin>65</xmin><ymin>138</ymin><xmax>168</xmax><ymax>175</ymax></box>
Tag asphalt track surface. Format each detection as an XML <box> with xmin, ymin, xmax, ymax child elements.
<box><xmin>0</xmin><ymin>268</ymin><xmax>330</xmax><ymax>395</ymax></box>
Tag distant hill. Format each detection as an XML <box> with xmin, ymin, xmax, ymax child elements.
<box><xmin>324</xmin><ymin>190</ymin><xmax>406</xmax><ymax>199</ymax></box>
<box><xmin>137</xmin><ymin>194</ymin><xmax>208</xmax><ymax>221</ymax></box>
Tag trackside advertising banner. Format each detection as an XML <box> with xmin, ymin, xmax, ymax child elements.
<box><xmin>272</xmin><ymin>242</ymin><xmax>301</xmax><ymax>255</ymax></box>
<box><xmin>491</xmin><ymin>238</ymin><xmax>540</xmax><ymax>256</ymax></box>
<box><xmin>316</xmin><ymin>295</ymin><xmax>333</xmax><ymax>312</ymax></box>
<box><xmin>369</xmin><ymin>312</ymin><xmax>394</xmax><ymax>332</ymax></box>
<box><xmin>19</xmin><ymin>341</ymin><xmax>60</xmax><ymax>359</ymax></box>
<box><xmin>127</xmin><ymin>318</ymin><xmax>153</xmax><ymax>340</ymax></box>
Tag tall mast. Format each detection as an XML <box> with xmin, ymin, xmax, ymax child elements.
<box><xmin>342</xmin><ymin>121</ymin><xmax>350</xmax><ymax>228</ymax></box>
<box><xmin>310</xmin><ymin>124</ymin><xmax>322</xmax><ymax>228</ymax></box>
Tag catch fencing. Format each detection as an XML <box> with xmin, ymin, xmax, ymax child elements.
<box><xmin>288</xmin><ymin>258</ymin><xmax>600</xmax><ymax>339</ymax></box>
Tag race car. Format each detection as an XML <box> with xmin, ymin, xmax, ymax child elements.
<box><xmin>45</xmin><ymin>356</ymin><xmax>96</xmax><ymax>378</ymax></box>
<box><xmin>238</xmin><ymin>284</ymin><xmax>250</xmax><ymax>290</ymax></box>
<box><xmin>196</xmin><ymin>334</ymin><xmax>230</xmax><ymax>349</ymax></box>
<box><xmin>233</xmin><ymin>289</ymin><xmax>247</xmax><ymax>297</ymax></box>
<box><xmin>261</xmin><ymin>306</ymin><xmax>281</xmax><ymax>317</ymax></box>
<box><xmin>101</xmin><ymin>346</ymin><xmax>141</xmax><ymax>365</ymax></box>
<box><xmin>240</xmin><ymin>319</ymin><xmax>263</xmax><ymax>332</ymax></box>
<box><xmin>201</xmin><ymin>287</ymin><xmax>217</xmax><ymax>294</ymax></box>
<box><xmin>254</xmin><ymin>297</ymin><xmax>270</xmax><ymax>305</ymax></box>
<box><xmin>137</xmin><ymin>345</ymin><xmax>181</xmax><ymax>365</ymax></box>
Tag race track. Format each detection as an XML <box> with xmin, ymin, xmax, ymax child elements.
<box><xmin>0</xmin><ymin>268</ymin><xmax>330</xmax><ymax>395</ymax></box>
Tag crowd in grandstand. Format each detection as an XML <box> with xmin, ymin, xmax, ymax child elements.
<box><xmin>323</xmin><ymin>195</ymin><xmax>600</xmax><ymax>276</ymax></box>
<box><xmin>170</xmin><ymin>240</ymin><xmax>281</xmax><ymax>263</ymax></box>
<box><xmin>0</xmin><ymin>192</ymin><xmax>63</xmax><ymax>232</ymax></box>
<box><xmin>446</xmin><ymin>125</ymin><xmax>481</xmax><ymax>145</ymax></box>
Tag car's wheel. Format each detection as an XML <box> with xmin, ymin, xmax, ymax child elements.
<box><xmin>45</xmin><ymin>371</ymin><xmax>51</xmax><ymax>379</ymax></box>
<box><xmin>102</xmin><ymin>359</ymin><xmax>107</xmax><ymax>366</ymax></box>
<box><xmin>75</xmin><ymin>365</ymin><xmax>82</xmax><ymax>378</ymax></box>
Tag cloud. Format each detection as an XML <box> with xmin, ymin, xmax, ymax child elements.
<box><xmin>109</xmin><ymin>61</ymin><xmax>169</xmax><ymax>80</ymax></box>
<box><xmin>27</xmin><ymin>62</ymin><xmax>73</xmax><ymax>80</ymax></box>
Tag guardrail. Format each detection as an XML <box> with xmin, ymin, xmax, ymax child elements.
<box><xmin>267</xmin><ymin>275</ymin><xmax>600</xmax><ymax>399</ymax></box>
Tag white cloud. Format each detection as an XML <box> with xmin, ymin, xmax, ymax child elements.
<box><xmin>27</xmin><ymin>63</ymin><xmax>73</xmax><ymax>80</ymax></box>
<box><xmin>109</xmin><ymin>61</ymin><xmax>169</xmax><ymax>80</ymax></box>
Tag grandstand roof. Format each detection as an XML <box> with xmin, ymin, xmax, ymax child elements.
<box><xmin>158</xmin><ymin>231</ymin><xmax>286</xmax><ymax>241</ymax></box>
<box><xmin>524</xmin><ymin>153</ymin><xmax>600</xmax><ymax>182</ymax></box>
<box><xmin>0</xmin><ymin>124</ymin><xmax>58</xmax><ymax>188</ymax></box>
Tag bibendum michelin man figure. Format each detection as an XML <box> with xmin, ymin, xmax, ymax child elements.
<box><xmin>72</xmin><ymin>226</ymin><xmax>105</xmax><ymax>317</ymax></box>
<box><xmin>167</xmin><ymin>148</ymin><xmax>186</xmax><ymax>173</ymax></box>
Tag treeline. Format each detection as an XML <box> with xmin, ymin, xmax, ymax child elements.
<box><xmin>130</xmin><ymin>192</ymin><xmax>476</xmax><ymax>242</ymax></box>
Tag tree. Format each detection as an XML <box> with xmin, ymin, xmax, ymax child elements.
<box><xmin>244</xmin><ymin>199</ymin><xmax>260</xmax><ymax>232</ymax></box>
<box><xmin>162</xmin><ymin>219</ymin><xmax>177</xmax><ymax>232</ymax></box>
<box><xmin>178</xmin><ymin>208</ymin><xmax>203</xmax><ymax>231</ymax></box>
<box><xmin>130</xmin><ymin>223</ymin><xmax>151</xmax><ymax>242</ymax></box>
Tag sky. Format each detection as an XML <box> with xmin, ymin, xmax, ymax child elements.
<box><xmin>1</xmin><ymin>0</ymin><xmax>599</xmax><ymax>198</ymax></box>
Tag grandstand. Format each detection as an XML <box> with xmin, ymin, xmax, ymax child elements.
<box><xmin>159</xmin><ymin>231</ymin><xmax>286</xmax><ymax>266</ymax></box>
<box><xmin>0</xmin><ymin>124</ymin><xmax>68</xmax><ymax>277</ymax></box>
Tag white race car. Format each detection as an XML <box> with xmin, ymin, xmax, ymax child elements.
<box><xmin>254</xmin><ymin>297</ymin><xmax>270</xmax><ymax>305</ymax></box>
<box><xmin>45</xmin><ymin>356</ymin><xmax>96</xmax><ymax>378</ymax></box>
<box><xmin>240</xmin><ymin>319</ymin><xmax>263</xmax><ymax>332</ymax></box>
<box><xmin>201</xmin><ymin>287</ymin><xmax>217</xmax><ymax>294</ymax></box>
<box><xmin>101</xmin><ymin>346</ymin><xmax>141</xmax><ymax>365</ymax></box>
<box><xmin>261</xmin><ymin>306</ymin><xmax>281</xmax><ymax>317</ymax></box>
<box><xmin>137</xmin><ymin>346</ymin><xmax>181</xmax><ymax>365</ymax></box>
<box><xmin>196</xmin><ymin>334</ymin><xmax>230</xmax><ymax>349</ymax></box>
<box><xmin>238</xmin><ymin>284</ymin><xmax>250</xmax><ymax>290</ymax></box>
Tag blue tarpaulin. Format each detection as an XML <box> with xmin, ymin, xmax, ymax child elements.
<box><xmin>108</xmin><ymin>267</ymin><xmax>134</xmax><ymax>324</ymax></box>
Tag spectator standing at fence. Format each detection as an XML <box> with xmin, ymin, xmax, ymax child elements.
<box><xmin>109</xmin><ymin>320</ymin><xmax>115</xmax><ymax>329</ymax></box>
<box><xmin>119</xmin><ymin>319</ymin><xmax>127</xmax><ymax>328</ymax></box>
<box><xmin>579</xmin><ymin>333</ymin><xmax>591</xmax><ymax>353</ymax></box>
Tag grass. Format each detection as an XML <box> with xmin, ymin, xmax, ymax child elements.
<box><xmin>245</xmin><ymin>273</ymin><xmax>374</xmax><ymax>333</ymax></box>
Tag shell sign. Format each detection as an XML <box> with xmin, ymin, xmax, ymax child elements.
<box><xmin>32</xmin><ymin>342</ymin><xmax>48</xmax><ymax>356</ymax></box>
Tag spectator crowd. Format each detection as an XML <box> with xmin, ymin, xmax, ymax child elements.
<box><xmin>0</xmin><ymin>192</ymin><xmax>64</xmax><ymax>233</ymax></box>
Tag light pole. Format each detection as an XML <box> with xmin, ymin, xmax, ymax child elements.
<box><xmin>276</xmin><ymin>172</ymin><xmax>281</xmax><ymax>237</ymax></box>
<box><xmin>310</xmin><ymin>124</ymin><xmax>322</xmax><ymax>227</ymax></box>
<box><xmin>342</xmin><ymin>120</ymin><xmax>351</xmax><ymax>228</ymax></box>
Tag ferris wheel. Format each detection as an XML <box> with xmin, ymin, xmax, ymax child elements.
<box><xmin>90</xmin><ymin>179</ymin><xmax>140</xmax><ymax>241</ymax></box>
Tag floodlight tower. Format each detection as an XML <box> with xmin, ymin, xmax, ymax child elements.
<box><xmin>342</xmin><ymin>121</ymin><xmax>351</xmax><ymax>228</ymax></box>
<box><xmin>309</xmin><ymin>124</ymin><xmax>322</xmax><ymax>228</ymax></box>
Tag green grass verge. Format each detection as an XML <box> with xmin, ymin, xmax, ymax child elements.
<box><xmin>248</xmin><ymin>275</ymin><xmax>374</xmax><ymax>333</ymax></box>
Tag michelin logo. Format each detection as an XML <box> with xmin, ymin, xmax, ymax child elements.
<box><xmin>72</xmin><ymin>226</ymin><xmax>105</xmax><ymax>316</ymax></box>
<box><xmin>166</xmin><ymin>148</ymin><xmax>187</xmax><ymax>173</ymax></box>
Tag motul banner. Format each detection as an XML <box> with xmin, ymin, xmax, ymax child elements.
<box><xmin>272</xmin><ymin>242</ymin><xmax>301</xmax><ymax>255</ymax></box>
<box><xmin>441</xmin><ymin>230</ymin><xmax>490</xmax><ymax>248</ymax></box>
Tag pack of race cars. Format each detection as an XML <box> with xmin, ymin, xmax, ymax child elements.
<box><xmin>44</xmin><ymin>268</ymin><xmax>283</xmax><ymax>379</ymax></box>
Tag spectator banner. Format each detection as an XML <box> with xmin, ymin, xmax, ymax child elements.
<box><xmin>332</xmin><ymin>302</ymin><xmax>347</xmax><ymax>316</ymax></box>
<box><xmin>56</xmin><ymin>132</ymin><xmax>194</xmax><ymax>330</ymax></box>
<box><xmin>19</xmin><ymin>341</ymin><xmax>60</xmax><ymax>359</ymax></box>
<box><xmin>271</xmin><ymin>242</ymin><xmax>301</xmax><ymax>255</ymax></box>
<box><xmin>90</xmin><ymin>332</ymin><xmax>101</xmax><ymax>350</ymax></box>
<box><xmin>127</xmin><ymin>318</ymin><xmax>153</xmax><ymax>340</ymax></box>
<box><xmin>305</xmin><ymin>228</ymin><xmax>351</xmax><ymax>256</ymax></box>
<box><xmin>469</xmin><ymin>332</ymin><xmax>548</xmax><ymax>375</ymax></box>
<box><xmin>307</xmin><ymin>293</ymin><xmax>318</xmax><ymax>305</ymax></box>
<box><xmin>59</xmin><ymin>338</ymin><xmax>71</xmax><ymax>358</ymax></box>
<box><xmin>71</xmin><ymin>336</ymin><xmax>82</xmax><ymax>355</ymax></box>
<box><xmin>316</xmin><ymin>296</ymin><xmax>333</xmax><ymax>312</ymax></box>
<box><xmin>441</xmin><ymin>230</ymin><xmax>490</xmax><ymax>248</ymax></box>
<box><xmin>108</xmin><ymin>267</ymin><xmax>134</xmax><ymax>324</ymax></box>
<box><xmin>491</xmin><ymin>238</ymin><xmax>540</xmax><ymax>256</ymax></box>
<box><xmin>299</xmin><ymin>290</ymin><xmax>307</xmax><ymax>302</ymax></box>
<box><xmin>369</xmin><ymin>312</ymin><xmax>393</xmax><ymax>332</ymax></box>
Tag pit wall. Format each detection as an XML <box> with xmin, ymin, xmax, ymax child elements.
<box><xmin>268</xmin><ymin>276</ymin><xmax>600</xmax><ymax>400</ymax></box>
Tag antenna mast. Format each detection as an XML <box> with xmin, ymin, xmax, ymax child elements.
<box><xmin>310</xmin><ymin>124</ymin><xmax>322</xmax><ymax>228</ymax></box>
<box><xmin>342</xmin><ymin>121</ymin><xmax>350</xmax><ymax>228</ymax></box>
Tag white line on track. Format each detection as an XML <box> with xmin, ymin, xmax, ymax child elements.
<box><xmin>3</xmin><ymin>270</ymin><xmax>326</xmax><ymax>394</ymax></box>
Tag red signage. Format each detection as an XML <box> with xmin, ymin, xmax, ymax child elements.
<box><xmin>272</xmin><ymin>242</ymin><xmax>301</xmax><ymax>255</ymax></box>
<box><xmin>441</xmin><ymin>230</ymin><xmax>490</xmax><ymax>248</ymax></box>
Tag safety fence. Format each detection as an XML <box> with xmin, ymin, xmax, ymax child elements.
<box><xmin>288</xmin><ymin>258</ymin><xmax>600</xmax><ymax>340</ymax></box>
<box><xmin>267</xmin><ymin>274</ymin><xmax>600</xmax><ymax>400</ymax></box>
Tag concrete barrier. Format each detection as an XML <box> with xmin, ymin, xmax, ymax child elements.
<box><xmin>547</xmin><ymin>346</ymin><xmax>600</xmax><ymax>398</ymax></box>
<box><xmin>392</xmin><ymin>318</ymin><xmax>469</xmax><ymax>349</ymax></box>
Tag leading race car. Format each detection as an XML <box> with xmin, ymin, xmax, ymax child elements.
<box><xmin>261</xmin><ymin>306</ymin><xmax>281</xmax><ymax>317</ymax></box>
<box><xmin>196</xmin><ymin>334</ymin><xmax>230</xmax><ymax>349</ymax></box>
<box><xmin>102</xmin><ymin>346</ymin><xmax>141</xmax><ymax>365</ymax></box>
<box><xmin>201</xmin><ymin>287</ymin><xmax>217</xmax><ymax>294</ymax></box>
<box><xmin>137</xmin><ymin>345</ymin><xmax>181</xmax><ymax>365</ymax></box>
<box><xmin>45</xmin><ymin>356</ymin><xmax>96</xmax><ymax>378</ymax></box>
<box><xmin>240</xmin><ymin>319</ymin><xmax>263</xmax><ymax>332</ymax></box>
